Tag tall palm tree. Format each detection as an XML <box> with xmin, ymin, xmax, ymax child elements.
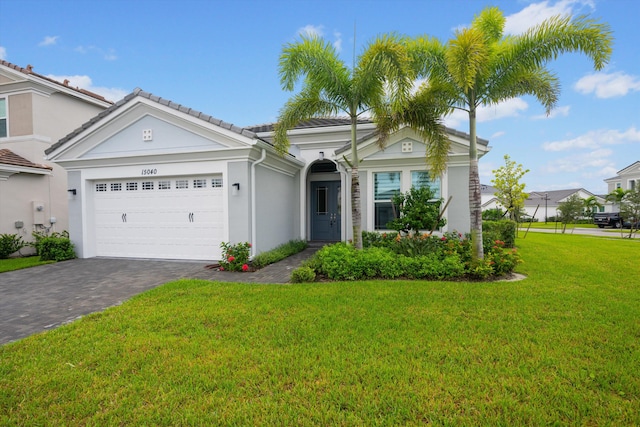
<box><xmin>404</xmin><ymin>6</ymin><xmax>613</xmax><ymax>259</ymax></box>
<box><xmin>274</xmin><ymin>35</ymin><xmax>446</xmax><ymax>249</ymax></box>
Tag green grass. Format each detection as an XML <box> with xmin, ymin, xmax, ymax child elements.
<box><xmin>0</xmin><ymin>256</ymin><xmax>53</xmax><ymax>273</ymax></box>
<box><xmin>519</xmin><ymin>221</ymin><xmax>597</xmax><ymax>229</ymax></box>
<box><xmin>1</xmin><ymin>233</ymin><xmax>639</xmax><ymax>425</ymax></box>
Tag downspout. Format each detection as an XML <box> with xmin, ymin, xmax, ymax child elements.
<box><xmin>250</xmin><ymin>148</ymin><xmax>267</xmax><ymax>258</ymax></box>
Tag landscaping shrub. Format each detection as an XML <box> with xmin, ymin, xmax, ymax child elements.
<box><xmin>38</xmin><ymin>235</ymin><xmax>75</xmax><ymax>261</ymax></box>
<box><xmin>290</xmin><ymin>266</ymin><xmax>316</xmax><ymax>283</ymax></box>
<box><xmin>252</xmin><ymin>240</ymin><xmax>307</xmax><ymax>269</ymax></box>
<box><xmin>483</xmin><ymin>220</ymin><xmax>516</xmax><ymax>248</ymax></box>
<box><xmin>313</xmin><ymin>231</ymin><xmax>521</xmax><ymax>281</ymax></box>
<box><xmin>0</xmin><ymin>234</ymin><xmax>25</xmax><ymax>259</ymax></box>
<box><xmin>219</xmin><ymin>241</ymin><xmax>251</xmax><ymax>272</ymax></box>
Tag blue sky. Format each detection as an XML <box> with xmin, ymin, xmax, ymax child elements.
<box><xmin>1</xmin><ymin>0</ymin><xmax>638</xmax><ymax>194</ymax></box>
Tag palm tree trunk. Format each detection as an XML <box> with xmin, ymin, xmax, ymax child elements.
<box><xmin>350</xmin><ymin>115</ymin><xmax>363</xmax><ymax>249</ymax></box>
<box><xmin>468</xmin><ymin>105</ymin><xmax>484</xmax><ymax>260</ymax></box>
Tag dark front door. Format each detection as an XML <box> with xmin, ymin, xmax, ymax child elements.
<box><xmin>310</xmin><ymin>181</ymin><xmax>341</xmax><ymax>241</ymax></box>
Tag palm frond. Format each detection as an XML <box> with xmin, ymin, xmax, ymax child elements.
<box><xmin>483</xmin><ymin>66</ymin><xmax>560</xmax><ymax>113</ymax></box>
<box><xmin>472</xmin><ymin>6</ymin><xmax>506</xmax><ymax>44</ymax></box>
<box><xmin>445</xmin><ymin>27</ymin><xmax>489</xmax><ymax>92</ymax></box>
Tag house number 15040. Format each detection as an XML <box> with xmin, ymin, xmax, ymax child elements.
<box><xmin>141</xmin><ymin>168</ymin><xmax>158</xmax><ymax>175</ymax></box>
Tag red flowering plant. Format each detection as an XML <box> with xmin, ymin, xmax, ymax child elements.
<box><xmin>219</xmin><ymin>241</ymin><xmax>252</xmax><ymax>272</ymax></box>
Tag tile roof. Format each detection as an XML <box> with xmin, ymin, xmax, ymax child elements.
<box><xmin>46</xmin><ymin>88</ymin><xmax>259</xmax><ymax>156</ymax></box>
<box><xmin>248</xmin><ymin>117</ymin><xmax>489</xmax><ymax>146</ymax></box>
<box><xmin>1</xmin><ymin>60</ymin><xmax>112</xmax><ymax>104</ymax></box>
<box><xmin>0</xmin><ymin>149</ymin><xmax>53</xmax><ymax>171</ymax></box>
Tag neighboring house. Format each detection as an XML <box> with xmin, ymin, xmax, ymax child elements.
<box><xmin>480</xmin><ymin>184</ymin><xmax>500</xmax><ymax>211</ymax></box>
<box><xmin>604</xmin><ymin>161</ymin><xmax>640</xmax><ymax>193</ymax></box>
<box><xmin>0</xmin><ymin>61</ymin><xmax>111</xmax><ymax>250</ymax></box>
<box><xmin>45</xmin><ymin>88</ymin><xmax>490</xmax><ymax>261</ymax></box>
<box><xmin>523</xmin><ymin>189</ymin><xmax>606</xmax><ymax>222</ymax></box>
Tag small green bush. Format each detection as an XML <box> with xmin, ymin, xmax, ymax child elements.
<box><xmin>219</xmin><ymin>242</ymin><xmax>251</xmax><ymax>272</ymax></box>
<box><xmin>0</xmin><ymin>234</ymin><xmax>25</xmax><ymax>259</ymax></box>
<box><xmin>290</xmin><ymin>266</ymin><xmax>316</xmax><ymax>283</ymax></box>
<box><xmin>39</xmin><ymin>236</ymin><xmax>75</xmax><ymax>261</ymax></box>
<box><xmin>252</xmin><ymin>240</ymin><xmax>307</xmax><ymax>269</ymax></box>
<box><xmin>483</xmin><ymin>220</ymin><xmax>516</xmax><ymax>248</ymax></box>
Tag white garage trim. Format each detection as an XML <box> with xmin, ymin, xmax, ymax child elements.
<box><xmin>92</xmin><ymin>174</ymin><xmax>224</xmax><ymax>261</ymax></box>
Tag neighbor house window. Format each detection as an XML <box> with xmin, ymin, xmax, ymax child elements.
<box><xmin>374</xmin><ymin>172</ymin><xmax>400</xmax><ymax>229</ymax></box>
<box><xmin>0</xmin><ymin>98</ymin><xmax>7</xmax><ymax>138</ymax></box>
<box><xmin>411</xmin><ymin>171</ymin><xmax>441</xmax><ymax>198</ymax></box>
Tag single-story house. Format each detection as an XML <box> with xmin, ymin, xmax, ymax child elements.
<box><xmin>523</xmin><ymin>188</ymin><xmax>606</xmax><ymax>221</ymax></box>
<box><xmin>45</xmin><ymin>88</ymin><xmax>490</xmax><ymax>261</ymax></box>
<box><xmin>0</xmin><ymin>60</ymin><xmax>111</xmax><ymax>248</ymax></box>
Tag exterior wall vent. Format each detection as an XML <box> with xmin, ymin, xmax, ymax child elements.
<box><xmin>142</xmin><ymin>129</ymin><xmax>153</xmax><ymax>141</ymax></box>
<box><xmin>401</xmin><ymin>141</ymin><xmax>413</xmax><ymax>153</ymax></box>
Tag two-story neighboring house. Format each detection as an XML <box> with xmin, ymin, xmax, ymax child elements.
<box><xmin>0</xmin><ymin>61</ymin><xmax>112</xmax><ymax>252</ymax></box>
<box><xmin>604</xmin><ymin>161</ymin><xmax>640</xmax><ymax>193</ymax></box>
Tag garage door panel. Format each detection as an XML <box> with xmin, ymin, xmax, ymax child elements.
<box><xmin>93</xmin><ymin>176</ymin><xmax>225</xmax><ymax>260</ymax></box>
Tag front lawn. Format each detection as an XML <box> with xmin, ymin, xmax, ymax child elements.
<box><xmin>0</xmin><ymin>256</ymin><xmax>53</xmax><ymax>273</ymax></box>
<box><xmin>1</xmin><ymin>233</ymin><xmax>638</xmax><ymax>425</ymax></box>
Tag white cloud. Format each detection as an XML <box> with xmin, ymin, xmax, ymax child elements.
<box><xmin>0</xmin><ymin>46</ymin><xmax>6</xmax><ymax>60</ymax></box>
<box><xmin>491</xmin><ymin>131</ymin><xmax>506</xmax><ymax>138</ymax></box>
<box><xmin>46</xmin><ymin>74</ymin><xmax>128</xmax><ymax>102</ymax></box>
<box><xmin>38</xmin><ymin>36</ymin><xmax>59</xmax><ymax>47</ymax></box>
<box><xmin>574</xmin><ymin>72</ymin><xmax>640</xmax><ymax>98</ymax></box>
<box><xmin>532</xmin><ymin>105</ymin><xmax>571</xmax><ymax>120</ymax></box>
<box><xmin>443</xmin><ymin>98</ymin><xmax>529</xmax><ymax>128</ymax></box>
<box><xmin>543</xmin><ymin>148</ymin><xmax>614</xmax><ymax>174</ymax></box>
<box><xmin>297</xmin><ymin>25</ymin><xmax>324</xmax><ymax>38</ymax></box>
<box><xmin>333</xmin><ymin>31</ymin><xmax>343</xmax><ymax>53</ymax></box>
<box><xmin>542</xmin><ymin>126</ymin><xmax>640</xmax><ymax>151</ymax></box>
<box><xmin>104</xmin><ymin>48</ymin><xmax>117</xmax><ymax>61</ymax></box>
<box><xmin>504</xmin><ymin>0</ymin><xmax>595</xmax><ymax>35</ymax></box>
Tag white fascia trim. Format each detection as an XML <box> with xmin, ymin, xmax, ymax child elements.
<box><xmin>0</xmin><ymin>165</ymin><xmax>51</xmax><ymax>178</ymax></box>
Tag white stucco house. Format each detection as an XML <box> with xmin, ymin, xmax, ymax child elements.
<box><xmin>604</xmin><ymin>161</ymin><xmax>640</xmax><ymax>193</ymax></box>
<box><xmin>0</xmin><ymin>61</ymin><xmax>111</xmax><ymax>247</ymax></box>
<box><xmin>45</xmin><ymin>88</ymin><xmax>490</xmax><ymax>261</ymax></box>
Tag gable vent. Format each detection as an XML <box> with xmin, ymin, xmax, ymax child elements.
<box><xmin>401</xmin><ymin>141</ymin><xmax>413</xmax><ymax>153</ymax></box>
<box><xmin>142</xmin><ymin>129</ymin><xmax>153</xmax><ymax>141</ymax></box>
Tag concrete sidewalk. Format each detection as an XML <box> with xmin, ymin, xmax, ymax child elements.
<box><xmin>0</xmin><ymin>246</ymin><xmax>319</xmax><ymax>345</ymax></box>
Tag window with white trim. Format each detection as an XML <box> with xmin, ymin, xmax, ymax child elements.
<box><xmin>0</xmin><ymin>98</ymin><xmax>7</xmax><ymax>138</ymax></box>
<box><xmin>374</xmin><ymin>172</ymin><xmax>401</xmax><ymax>230</ymax></box>
<box><xmin>411</xmin><ymin>171</ymin><xmax>441</xmax><ymax>198</ymax></box>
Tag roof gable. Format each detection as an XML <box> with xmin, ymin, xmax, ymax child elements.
<box><xmin>46</xmin><ymin>89</ymin><xmax>259</xmax><ymax>161</ymax></box>
<box><xmin>45</xmin><ymin>88</ymin><xmax>257</xmax><ymax>158</ymax></box>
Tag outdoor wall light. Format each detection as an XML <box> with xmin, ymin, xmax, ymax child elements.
<box><xmin>319</xmin><ymin>151</ymin><xmax>324</xmax><ymax>160</ymax></box>
<box><xmin>232</xmin><ymin>183</ymin><xmax>240</xmax><ymax>196</ymax></box>
<box><xmin>67</xmin><ymin>189</ymin><xmax>77</xmax><ymax>195</ymax></box>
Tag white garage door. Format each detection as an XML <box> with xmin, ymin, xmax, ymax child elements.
<box><xmin>93</xmin><ymin>175</ymin><xmax>225</xmax><ymax>260</ymax></box>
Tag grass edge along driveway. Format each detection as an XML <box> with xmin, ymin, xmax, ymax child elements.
<box><xmin>1</xmin><ymin>233</ymin><xmax>638</xmax><ymax>426</ymax></box>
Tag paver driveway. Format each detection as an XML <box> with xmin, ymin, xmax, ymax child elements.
<box><xmin>0</xmin><ymin>258</ymin><xmax>212</xmax><ymax>345</ymax></box>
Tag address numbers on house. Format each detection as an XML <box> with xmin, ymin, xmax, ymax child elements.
<box><xmin>141</xmin><ymin>168</ymin><xmax>158</xmax><ymax>176</ymax></box>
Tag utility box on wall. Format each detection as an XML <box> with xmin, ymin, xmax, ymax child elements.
<box><xmin>32</xmin><ymin>201</ymin><xmax>45</xmax><ymax>225</ymax></box>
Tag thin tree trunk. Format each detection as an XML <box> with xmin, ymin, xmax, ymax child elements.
<box><xmin>350</xmin><ymin>115</ymin><xmax>363</xmax><ymax>249</ymax></box>
<box><xmin>468</xmin><ymin>104</ymin><xmax>484</xmax><ymax>260</ymax></box>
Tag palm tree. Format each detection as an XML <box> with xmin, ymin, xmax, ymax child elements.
<box><xmin>274</xmin><ymin>35</ymin><xmax>446</xmax><ymax>249</ymax></box>
<box><xmin>606</xmin><ymin>187</ymin><xmax>629</xmax><ymax>237</ymax></box>
<box><xmin>404</xmin><ymin>6</ymin><xmax>613</xmax><ymax>259</ymax></box>
<box><xmin>583</xmin><ymin>195</ymin><xmax>602</xmax><ymax>219</ymax></box>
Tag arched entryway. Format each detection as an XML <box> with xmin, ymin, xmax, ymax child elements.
<box><xmin>308</xmin><ymin>160</ymin><xmax>342</xmax><ymax>242</ymax></box>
